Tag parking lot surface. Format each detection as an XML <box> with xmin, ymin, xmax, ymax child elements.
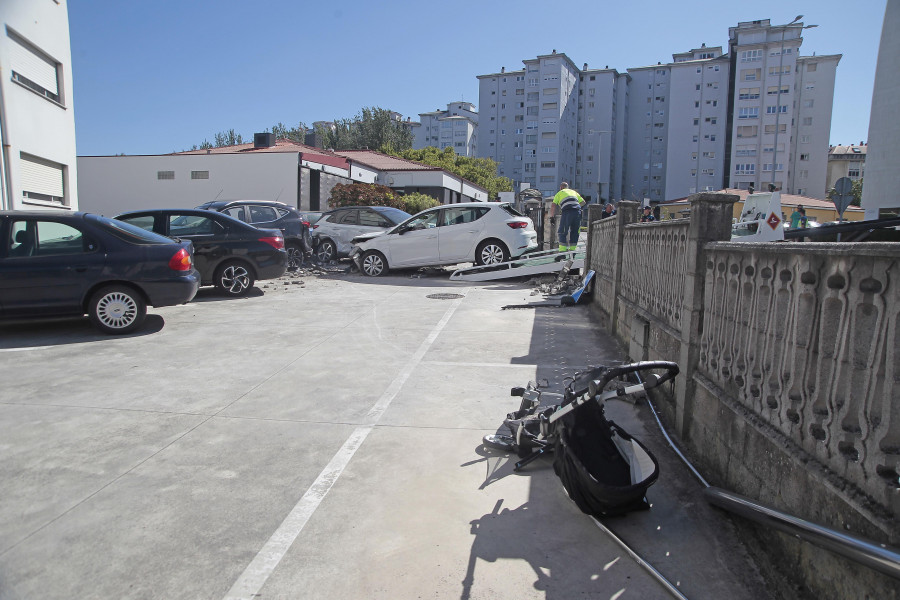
<box><xmin>1</xmin><ymin>271</ymin><xmax>769</xmax><ymax>599</ymax></box>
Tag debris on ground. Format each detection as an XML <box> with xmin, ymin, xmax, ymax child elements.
<box><xmin>523</xmin><ymin>263</ymin><xmax>584</xmax><ymax>298</ymax></box>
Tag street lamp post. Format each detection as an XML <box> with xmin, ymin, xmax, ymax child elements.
<box><xmin>771</xmin><ymin>15</ymin><xmax>817</xmax><ymax>190</ymax></box>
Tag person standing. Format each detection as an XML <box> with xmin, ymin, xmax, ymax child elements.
<box><xmin>790</xmin><ymin>205</ymin><xmax>805</xmax><ymax>228</ymax></box>
<box><xmin>640</xmin><ymin>205</ymin><xmax>656</xmax><ymax>222</ymax></box>
<box><xmin>550</xmin><ymin>182</ymin><xmax>585</xmax><ymax>251</ymax></box>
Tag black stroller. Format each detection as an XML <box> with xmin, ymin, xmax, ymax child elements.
<box><xmin>484</xmin><ymin>361</ymin><xmax>679</xmax><ymax>518</ymax></box>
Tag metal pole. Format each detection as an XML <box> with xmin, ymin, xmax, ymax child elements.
<box><xmin>770</xmin><ymin>23</ymin><xmax>791</xmax><ymax>188</ymax></box>
<box><xmin>705</xmin><ymin>487</ymin><xmax>900</xmax><ymax>581</ymax></box>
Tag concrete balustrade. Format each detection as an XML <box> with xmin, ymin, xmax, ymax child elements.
<box><xmin>585</xmin><ymin>193</ymin><xmax>900</xmax><ymax>600</ymax></box>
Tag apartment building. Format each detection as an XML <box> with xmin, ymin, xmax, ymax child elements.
<box><xmin>826</xmin><ymin>143</ymin><xmax>865</xmax><ymax>193</ymax></box>
<box><xmin>412</xmin><ymin>102</ymin><xmax>478</xmax><ymax>157</ymax></box>
<box><xmin>0</xmin><ymin>0</ymin><xmax>78</xmax><ymax>210</ymax></box>
<box><xmin>476</xmin><ymin>19</ymin><xmax>840</xmax><ymax>203</ymax></box>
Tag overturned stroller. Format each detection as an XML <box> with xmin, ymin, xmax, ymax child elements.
<box><xmin>484</xmin><ymin>361</ymin><xmax>679</xmax><ymax>518</ymax></box>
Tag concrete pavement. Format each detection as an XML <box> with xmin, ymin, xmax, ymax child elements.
<box><xmin>0</xmin><ymin>271</ymin><xmax>772</xmax><ymax>599</ymax></box>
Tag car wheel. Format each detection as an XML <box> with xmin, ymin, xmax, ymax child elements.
<box><xmin>88</xmin><ymin>285</ymin><xmax>147</xmax><ymax>335</ymax></box>
<box><xmin>316</xmin><ymin>239</ymin><xmax>336</xmax><ymax>263</ymax></box>
<box><xmin>361</xmin><ymin>251</ymin><xmax>388</xmax><ymax>277</ymax></box>
<box><xmin>215</xmin><ymin>261</ymin><xmax>255</xmax><ymax>296</ymax></box>
<box><xmin>475</xmin><ymin>239</ymin><xmax>509</xmax><ymax>266</ymax></box>
<box><xmin>286</xmin><ymin>243</ymin><xmax>304</xmax><ymax>270</ymax></box>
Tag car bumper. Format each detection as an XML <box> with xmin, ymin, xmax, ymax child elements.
<box><xmin>510</xmin><ymin>233</ymin><xmax>539</xmax><ymax>258</ymax></box>
<box><xmin>141</xmin><ymin>270</ymin><xmax>201</xmax><ymax>307</ymax></box>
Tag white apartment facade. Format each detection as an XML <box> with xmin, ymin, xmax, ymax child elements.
<box><xmin>476</xmin><ymin>19</ymin><xmax>840</xmax><ymax>203</ymax></box>
<box><xmin>413</xmin><ymin>102</ymin><xmax>478</xmax><ymax>157</ymax></box>
<box><xmin>0</xmin><ymin>0</ymin><xmax>78</xmax><ymax>211</ymax></box>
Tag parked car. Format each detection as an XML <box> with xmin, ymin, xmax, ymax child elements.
<box><xmin>0</xmin><ymin>211</ymin><xmax>199</xmax><ymax>334</ymax></box>
<box><xmin>195</xmin><ymin>200</ymin><xmax>311</xmax><ymax>270</ymax></box>
<box><xmin>312</xmin><ymin>206</ymin><xmax>411</xmax><ymax>262</ymax></box>
<box><xmin>302</xmin><ymin>211</ymin><xmax>325</xmax><ymax>226</ymax></box>
<box><xmin>350</xmin><ymin>202</ymin><xmax>538</xmax><ymax>277</ymax></box>
<box><xmin>114</xmin><ymin>209</ymin><xmax>287</xmax><ymax>297</ymax></box>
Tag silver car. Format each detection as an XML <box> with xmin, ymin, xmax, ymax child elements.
<box><xmin>312</xmin><ymin>206</ymin><xmax>411</xmax><ymax>262</ymax></box>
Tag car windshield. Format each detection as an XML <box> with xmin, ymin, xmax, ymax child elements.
<box><xmin>377</xmin><ymin>207</ymin><xmax>412</xmax><ymax>224</ymax></box>
<box><xmin>500</xmin><ymin>203</ymin><xmax>525</xmax><ymax>217</ymax></box>
<box><xmin>91</xmin><ymin>214</ymin><xmax>174</xmax><ymax>244</ymax></box>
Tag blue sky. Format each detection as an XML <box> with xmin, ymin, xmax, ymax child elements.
<box><xmin>69</xmin><ymin>0</ymin><xmax>887</xmax><ymax>156</ymax></box>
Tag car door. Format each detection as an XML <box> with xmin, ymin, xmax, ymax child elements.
<box><xmin>331</xmin><ymin>209</ymin><xmax>359</xmax><ymax>251</ymax></box>
<box><xmin>438</xmin><ymin>206</ymin><xmax>488</xmax><ymax>262</ymax></box>
<box><xmin>0</xmin><ymin>217</ymin><xmax>104</xmax><ymax>316</ymax></box>
<box><xmin>387</xmin><ymin>209</ymin><xmax>440</xmax><ymax>266</ymax></box>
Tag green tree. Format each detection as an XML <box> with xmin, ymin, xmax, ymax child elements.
<box><xmin>826</xmin><ymin>178</ymin><xmax>863</xmax><ymax>207</ymax></box>
<box><xmin>393</xmin><ymin>146</ymin><xmax>512</xmax><ymax>200</ymax></box>
<box><xmin>213</xmin><ymin>129</ymin><xmax>243</xmax><ymax>147</ymax></box>
<box><xmin>397</xmin><ymin>192</ymin><xmax>440</xmax><ymax>214</ymax></box>
<box><xmin>268</xmin><ymin>121</ymin><xmax>308</xmax><ymax>143</ymax></box>
<box><xmin>315</xmin><ymin>107</ymin><xmax>413</xmax><ymax>151</ymax></box>
<box><xmin>328</xmin><ymin>182</ymin><xmax>400</xmax><ymax>209</ymax></box>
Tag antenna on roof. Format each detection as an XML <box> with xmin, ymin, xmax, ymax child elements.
<box><xmin>213</xmin><ymin>189</ymin><xmax>224</xmax><ymax>201</ymax></box>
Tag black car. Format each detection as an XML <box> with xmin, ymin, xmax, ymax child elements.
<box><xmin>195</xmin><ymin>200</ymin><xmax>312</xmax><ymax>270</ymax></box>
<box><xmin>115</xmin><ymin>209</ymin><xmax>287</xmax><ymax>297</ymax></box>
<box><xmin>0</xmin><ymin>211</ymin><xmax>199</xmax><ymax>334</ymax></box>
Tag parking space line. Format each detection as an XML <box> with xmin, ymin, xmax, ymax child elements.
<box><xmin>223</xmin><ymin>291</ymin><xmax>467</xmax><ymax>600</ymax></box>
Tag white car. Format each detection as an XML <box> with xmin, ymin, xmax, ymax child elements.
<box><xmin>350</xmin><ymin>202</ymin><xmax>538</xmax><ymax>277</ymax></box>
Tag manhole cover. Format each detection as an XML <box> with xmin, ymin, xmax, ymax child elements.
<box><xmin>426</xmin><ymin>293</ymin><xmax>465</xmax><ymax>300</ymax></box>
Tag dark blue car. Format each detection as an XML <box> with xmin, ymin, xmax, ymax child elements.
<box><xmin>0</xmin><ymin>211</ymin><xmax>200</xmax><ymax>334</ymax></box>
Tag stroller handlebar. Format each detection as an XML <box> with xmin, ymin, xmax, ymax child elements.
<box><xmin>586</xmin><ymin>361</ymin><xmax>679</xmax><ymax>399</ymax></box>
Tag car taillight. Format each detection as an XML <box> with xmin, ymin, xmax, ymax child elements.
<box><xmin>168</xmin><ymin>248</ymin><xmax>192</xmax><ymax>271</ymax></box>
<box><xmin>507</xmin><ymin>221</ymin><xmax>529</xmax><ymax>229</ymax></box>
<box><xmin>301</xmin><ymin>220</ymin><xmax>310</xmax><ymax>227</ymax></box>
<box><xmin>312</xmin><ymin>224</ymin><xmax>320</xmax><ymax>230</ymax></box>
<box><xmin>260</xmin><ymin>236</ymin><xmax>284</xmax><ymax>250</ymax></box>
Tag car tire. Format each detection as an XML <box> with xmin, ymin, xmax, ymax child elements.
<box><xmin>215</xmin><ymin>260</ymin><xmax>255</xmax><ymax>296</ymax></box>
<box><xmin>361</xmin><ymin>251</ymin><xmax>388</xmax><ymax>277</ymax></box>
<box><xmin>316</xmin><ymin>239</ymin><xmax>336</xmax><ymax>263</ymax></box>
<box><xmin>286</xmin><ymin>243</ymin><xmax>304</xmax><ymax>270</ymax></box>
<box><xmin>475</xmin><ymin>239</ymin><xmax>509</xmax><ymax>266</ymax></box>
<box><xmin>88</xmin><ymin>285</ymin><xmax>147</xmax><ymax>335</ymax></box>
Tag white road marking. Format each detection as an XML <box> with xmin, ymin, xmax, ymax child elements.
<box><xmin>223</xmin><ymin>292</ymin><xmax>466</xmax><ymax>600</ymax></box>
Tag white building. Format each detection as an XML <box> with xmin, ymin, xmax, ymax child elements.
<box><xmin>0</xmin><ymin>0</ymin><xmax>78</xmax><ymax>211</ymax></box>
<box><xmin>862</xmin><ymin>0</ymin><xmax>900</xmax><ymax>220</ymax></box>
<box><xmin>413</xmin><ymin>102</ymin><xmax>478</xmax><ymax>157</ymax></box>
<box><xmin>476</xmin><ymin>19</ymin><xmax>840</xmax><ymax>204</ymax></box>
<box><xmin>77</xmin><ymin>138</ymin><xmax>487</xmax><ymax>216</ymax></box>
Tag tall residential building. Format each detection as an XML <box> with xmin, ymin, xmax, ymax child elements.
<box><xmin>476</xmin><ymin>19</ymin><xmax>840</xmax><ymax>203</ymax></box>
<box><xmin>413</xmin><ymin>102</ymin><xmax>478</xmax><ymax>156</ymax></box>
<box><xmin>1</xmin><ymin>0</ymin><xmax>78</xmax><ymax>210</ymax></box>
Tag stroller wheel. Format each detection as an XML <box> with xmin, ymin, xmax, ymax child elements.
<box><xmin>483</xmin><ymin>434</ymin><xmax>516</xmax><ymax>452</ymax></box>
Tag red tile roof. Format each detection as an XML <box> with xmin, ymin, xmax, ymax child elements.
<box><xmin>332</xmin><ymin>150</ymin><xmax>441</xmax><ymax>172</ymax></box>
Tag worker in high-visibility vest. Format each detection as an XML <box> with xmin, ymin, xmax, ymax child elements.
<box><xmin>549</xmin><ymin>182</ymin><xmax>585</xmax><ymax>251</ymax></box>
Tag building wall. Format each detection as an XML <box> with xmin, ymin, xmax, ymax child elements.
<box><xmin>1</xmin><ymin>0</ymin><xmax>78</xmax><ymax>211</ymax></box>
<box><xmin>790</xmin><ymin>55</ymin><xmax>840</xmax><ymax>198</ymax></box>
<box><xmin>826</xmin><ymin>145</ymin><xmax>866</xmax><ymax>193</ymax></box>
<box><xmin>862</xmin><ymin>1</ymin><xmax>900</xmax><ymax>219</ymax></box>
<box><xmin>77</xmin><ymin>153</ymin><xmax>301</xmax><ymax>216</ymax></box>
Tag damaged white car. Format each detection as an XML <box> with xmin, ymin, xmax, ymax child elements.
<box><xmin>350</xmin><ymin>202</ymin><xmax>538</xmax><ymax>277</ymax></box>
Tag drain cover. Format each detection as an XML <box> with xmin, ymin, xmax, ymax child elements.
<box><xmin>426</xmin><ymin>293</ymin><xmax>465</xmax><ymax>300</ymax></box>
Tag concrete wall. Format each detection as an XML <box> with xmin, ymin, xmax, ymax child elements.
<box><xmin>77</xmin><ymin>153</ymin><xmax>302</xmax><ymax>216</ymax></box>
<box><xmin>1</xmin><ymin>0</ymin><xmax>78</xmax><ymax>210</ymax></box>
<box><xmin>585</xmin><ymin>194</ymin><xmax>900</xmax><ymax>599</ymax></box>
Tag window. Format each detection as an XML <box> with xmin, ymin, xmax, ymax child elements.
<box><xmin>802</xmin><ymin>117</ymin><xmax>813</xmax><ymax>126</ymax></box>
<box><xmin>526</xmin><ymin>134</ymin><xmax>537</xmax><ymax>143</ymax></box>
<box><xmin>543</xmin><ymin>88</ymin><xmax>559</xmax><ymax>96</ymax></box>
<box><xmin>191</xmin><ymin>171</ymin><xmax>209</xmax><ymax>180</ymax></box>
<box><xmin>516</xmin><ymin>88</ymin><xmax>524</xmax><ymax>95</ymax></box>
<box><xmin>848</xmin><ymin>162</ymin><xmax>861</xmax><ymax>177</ymax></box>
<box><xmin>737</xmin><ymin>125</ymin><xmax>758</xmax><ymax>138</ymax></box>
<box><xmin>767</xmin><ymin>85</ymin><xmax>789</xmax><ymax>95</ymax></box>
<box><xmin>8</xmin><ymin>32</ymin><xmax>61</xmax><ymax>104</ymax></box>
<box><xmin>157</xmin><ymin>170</ymin><xmax>175</xmax><ymax>180</ymax></box>
<box><xmin>20</xmin><ymin>153</ymin><xmax>66</xmax><ymax>204</ymax></box>
<box><xmin>736</xmin><ymin>145</ymin><xmax>757</xmax><ymax>157</ymax></box>
<box><xmin>734</xmin><ymin>164</ymin><xmax>755</xmax><ymax>175</ymax></box>
<box><xmin>702</xmin><ymin>151</ymin><xmax>716</xmax><ymax>159</ymax></box>
<box><xmin>738</xmin><ymin>107</ymin><xmax>759</xmax><ymax>119</ymax></box>
<box><xmin>766</xmin><ymin>105</ymin><xmax>787</xmax><ymax>114</ymax></box>
<box><xmin>762</xmin><ymin>163</ymin><xmax>784</xmax><ymax>172</ymax></box>
<box><xmin>706</xmin><ymin>82</ymin><xmax>718</xmax><ymax>89</ymax></box>
<box><xmin>9</xmin><ymin>219</ymin><xmax>91</xmax><ymax>257</ymax></box>
<box><xmin>541</xmin><ymin>146</ymin><xmax>557</xmax><ymax>153</ymax></box>
<box><xmin>805</xmin><ymin>82</ymin><xmax>816</xmax><ymax>90</ymax></box>
<box><xmin>800</xmin><ymin>153</ymin><xmax>810</xmax><ymax>161</ymax></box>
<box><xmin>768</xmin><ymin>66</ymin><xmax>791</xmax><ymax>76</ymax></box>
<box><xmin>540</xmin><ymin>175</ymin><xmax>554</xmax><ymax>182</ymax></box>
<box><xmin>799</xmin><ymin>170</ymin><xmax>809</xmax><ymax>178</ymax></box>
<box><xmin>705</xmin><ymin>117</ymin><xmax>717</xmax><ymax>124</ymax></box>
<box><xmin>742</xmin><ymin>68</ymin><xmax>761</xmax><ymax>82</ymax></box>
<box><xmin>693</xmin><ymin>118</ymin><xmax>700</xmax><ymax>126</ymax></box>
<box><xmin>739</xmin><ymin>87</ymin><xmax>760</xmax><ymax>99</ymax></box>
<box><xmin>524</xmin><ymin>163</ymin><xmax>536</xmax><ymax>172</ymax></box>
<box><xmin>542</xmin><ymin>102</ymin><xmax>558</xmax><ymax>110</ymax></box>
<box><xmin>540</xmin><ymin>161</ymin><xmax>556</xmax><ymax>168</ymax></box>
<box><xmin>168</xmin><ymin>214</ymin><xmax>218</xmax><ymax>236</ymax></box>
<box><xmin>526</xmin><ymin>121</ymin><xmax>538</xmax><ymax>130</ymax></box>
<box><xmin>705</xmin><ymin>134</ymin><xmax>717</xmax><ymax>141</ymax></box>
<box><xmin>807</xmin><ymin>63</ymin><xmax>818</xmax><ymax>72</ymax></box>
<box><xmin>764</xmin><ymin>124</ymin><xmax>787</xmax><ymax>134</ymax></box>
<box><xmin>515</xmin><ymin>128</ymin><xmax>523</xmax><ymax>134</ymax></box>
<box><xmin>803</xmin><ymin>99</ymin><xmax>814</xmax><ymax>108</ymax></box>
<box><xmin>800</xmin><ymin>135</ymin><xmax>810</xmax><ymax>143</ymax></box>
<box><xmin>741</xmin><ymin>49</ymin><xmax>763</xmax><ymax>62</ymax></box>
<box><xmin>541</xmin><ymin>131</ymin><xmax>557</xmax><ymax>138</ymax></box>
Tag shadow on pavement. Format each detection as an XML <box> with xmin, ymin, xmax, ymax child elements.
<box><xmin>0</xmin><ymin>314</ymin><xmax>165</xmax><ymax>348</ymax></box>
